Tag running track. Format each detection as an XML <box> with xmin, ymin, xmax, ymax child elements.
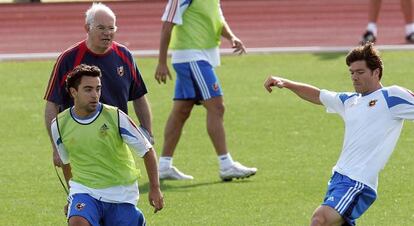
<box><xmin>1</xmin><ymin>0</ymin><xmax>414</xmax><ymax>60</ymax></box>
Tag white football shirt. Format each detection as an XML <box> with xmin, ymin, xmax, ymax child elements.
<box><xmin>320</xmin><ymin>86</ymin><xmax>414</xmax><ymax>191</ymax></box>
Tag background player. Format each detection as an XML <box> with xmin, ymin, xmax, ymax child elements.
<box><xmin>361</xmin><ymin>0</ymin><xmax>414</xmax><ymax>43</ymax></box>
<box><xmin>154</xmin><ymin>0</ymin><xmax>257</xmax><ymax>181</ymax></box>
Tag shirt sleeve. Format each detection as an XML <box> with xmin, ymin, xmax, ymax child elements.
<box><xmin>118</xmin><ymin>110</ymin><xmax>152</xmax><ymax>157</ymax></box>
<box><xmin>384</xmin><ymin>86</ymin><xmax>414</xmax><ymax>120</ymax></box>
<box><xmin>319</xmin><ymin>89</ymin><xmax>348</xmax><ymax>117</ymax></box>
<box><xmin>51</xmin><ymin>118</ymin><xmax>70</xmax><ymax>164</ymax></box>
<box><xmin>128</xmin><ymin>57</ymin><xmax>148</xmax><ymax>101</ymax></box>
<box><xmin>43</xmin><ymin>54</ymin><xmax>73</xmax><ymax>106</ymax></box>
<box><xmin>161</xmin><ymin>0</ymin><xmax>191</xmax><ymax>25</ymax></box>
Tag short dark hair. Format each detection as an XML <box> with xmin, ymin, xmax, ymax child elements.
<box><xmin>65</xmin><ymin>64</ymin><xmax>102</xmax><ymax>92</ymax></box>
<box><xmin>346</xmin><ymin>43</ymin><xmax>384</xmax><ymax>79</ymax></box>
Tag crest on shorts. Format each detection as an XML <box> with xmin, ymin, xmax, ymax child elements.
<box><xmin>75</xmin><ymin>202</ymin><xmax>86</xmax><ymax>211</ymax></box>
<box><xmin>368</xmin><ymin>99</ymin><xmax>378</xmax><ymax>107</ymax></box>
<box><xmin>212</xmin><ymin>83</ymin><xmax>219</xmax><ymax>92</ymax></box>
<box><xmin>117</xmin><ymin>66</ymin><xmax>124</xmax><ymax>76</ymax></box>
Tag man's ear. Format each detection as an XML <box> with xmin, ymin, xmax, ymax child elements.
<box><xmin>69</xmin><ymin>87</ymin><xmax>77</xmax><ymax>99</ymax></box>
<box><xmin>84</xmin><ymin>24</ymin><xmax>90</xmax><ymax>33</ymax></box>
<box><xmin>372</xmin><ymin>68</ymin><xmax>380</xmax><ymax>79</ymax></box>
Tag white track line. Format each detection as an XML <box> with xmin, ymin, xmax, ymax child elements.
<box><xmin>2</xmin><ymin>45</ymin><xmax>414</xmax><ymax>61</ymax></box>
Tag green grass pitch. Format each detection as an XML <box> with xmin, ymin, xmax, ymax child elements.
<box><xmin>0</xmin><ymin>51</ymin><xmax>413</xmax><ymax>225</ymax></box>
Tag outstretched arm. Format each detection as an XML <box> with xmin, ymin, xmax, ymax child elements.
<box><xmin>143</xmin><ymin>149</ymin><xmax>164</xmax><ymax>213</ymax></box>
<box><xmin>264</xmin><ymin>76</ymin><xmax>322</xmax><ymax>105</ymax></box>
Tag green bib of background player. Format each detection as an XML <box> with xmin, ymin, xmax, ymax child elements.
<box><xmin>170</xmin><ymin>0</ymin><xmax>223</xmax><ymax>50</ymax></box>
<box><xmin>57</xmin><ymin>104</ymin><xmax>139</xmax><ymax>189</ymax></box>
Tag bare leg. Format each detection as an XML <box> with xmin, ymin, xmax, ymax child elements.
<box><xmin>69</xmin><ymin>216</ymin><xmax>91</xmax><ymax>226</ymax></box>
<box><xmin>369</xmin><ymin>0</ymin><xmax>382</xmax><ymax>23</ymax></box>
<box><xmin>310</xmin><ymin>205</ymin><xmax>344</xmax><ymax>226</ymax></box>
<box><xmin>202</xmin><ymin>96</ymin><xmax>227</xmax><ymax>156</ymax></box>
<box><xmin>401</xmin><ymin>0</ymin><xmax>414</xmax><ymax>23</ymax></box>
<box><xmin>161</xmin><ymin>100</ymin><xmax>195</xmax><ymax>157</ymax></box>
<box><xmin>361</xmin><ymin>0</ymin><xmax>382</xmax><ymax>43</ymax></box>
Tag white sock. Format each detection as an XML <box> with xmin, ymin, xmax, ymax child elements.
<box><xmin>367</xmin><ymin>22</ymin><xmax>378</xmax><ymax>36</ymax></box>
<box><xmin>218</xmin><ymin>153</ymin><xmax>234</xmax><ymax>170</ymax></box>
<box><xmin>405</xmin><ymin>23</ymin><xmax>414</xmax><ymax>36</ymax></box>
<box><xmin>159</xmin><ymin>156</ymin><xmax>172</xmax><ymax>170</ymax></box>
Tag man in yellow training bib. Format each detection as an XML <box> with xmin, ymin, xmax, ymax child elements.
<box><xmin>51</xmin><ymin>64</ymin><xmax>163</xmax><ymax>226</ymax></box>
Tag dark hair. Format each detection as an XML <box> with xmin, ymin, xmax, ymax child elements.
<box><xmin>65</xmin><ymin>64</ymin><xmax>102</xmax><ymax>92</ymax></box>
<box><xmin>345</xmin><ymin>43</ymin><xmax>383</xmax><ymax>79</ymax></box>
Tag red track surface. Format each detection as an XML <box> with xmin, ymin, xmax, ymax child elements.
<box><xmin>0</xmin><ymin>0</ymin><xmax>411</xmax><ymax>54</ymax></box>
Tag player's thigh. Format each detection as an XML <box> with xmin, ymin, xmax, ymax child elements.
<box><xmin>68</xmin><ymin>216</ymin><xmax>91</xmax><ymax>226</ymax></box>
<box><xmin>172</xmin><ymin>62</ymin><xmax>199</xmax><ymax>100</ymax></box>
<box><xmin>191</xmin><ymin>61</ymin><xmax>223</xmax><ymax>100</ymax></box>
<box><xmin>322</xmin><ymin>172</ymin><xmax>376</xmax><ymax>225</ymax></box>
<box><xmin>171</xmin><ymin>100</ymin><xmax>196</xmax><ymax>115</ymax></box>
<box><xmin>103</xmin><ymin>203</ymin><xmax>146</xmax><ymax>226</ymax></box>
<box><xmin>173</xmin><ymin>61</ymin><xmax>223</xmax><ymax>101</ymax></box>
<box><xmin>67</xmin><ymin>194</ymin><xmax>101</xmax><ymax>226</ymax></box>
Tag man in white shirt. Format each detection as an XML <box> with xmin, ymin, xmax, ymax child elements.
<box><xmin>264</xmin><ymin>43</ymin><xmax>414</xmax><ymax>226</ymax></box>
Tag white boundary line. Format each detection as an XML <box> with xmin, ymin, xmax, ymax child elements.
<box><xmin>2</xmin><ymin>44</ymin><xmax>414</xmax><ymax>61</ymax></box>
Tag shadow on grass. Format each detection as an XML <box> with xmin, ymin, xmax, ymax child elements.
<box><xmin>139</xmin><ymin>179</ymin><xmax>253</xmax><ymax>194</ymax></box>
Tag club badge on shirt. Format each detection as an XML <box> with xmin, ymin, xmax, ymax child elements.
<box><xmin>117</xmin><ymin>66</ymin><xmax>124</xmax><ymax>77</ymax></box>
<box><xmin>368</xmin><ymin>99</ymin><xmax>378</xmax><ymax>107</ymax></box>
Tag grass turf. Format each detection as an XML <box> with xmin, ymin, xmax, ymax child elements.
<box><xmin>0</xmin><ymin>51</ymin><xmax>413</xmax><ymax>225</ymax></box>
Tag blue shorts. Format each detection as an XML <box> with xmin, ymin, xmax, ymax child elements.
<box><xmin>172</xmin><ymin>60</ymin><xmax>223</xmax><ymax>102</ymax></box>
<box><xmin>322</xmin><ymin>172</ymin><xmax>377</xmax><ymax>226</ymax></box>
<box><xmin>68</xmin><ymin>193</ymin><xmax>146</xmax><ymax>226</ymax></box>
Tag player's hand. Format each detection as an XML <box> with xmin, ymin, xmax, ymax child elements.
<box><xmin>264</xmin><ymin>76</ymin><xmax>286</xmax><ymax>93</ymax></box>
<box><xmin>155</xmin><ymin>63</ymin><xmax>172</xmax><ymax>84</ymax></box>
<box><xmin>149</xmin><ymin>187</ymin><xmax>164</xmax><ymax>213</ymax></box>
<box><xmin>231</xmin><ymin>37</ymin><xmax>246</xmax><ymax>55</ymax></box>
<box><xmin>53</xmin><ymin>149</ymin><xmax>63</xmax><ymax>167</ymax></box>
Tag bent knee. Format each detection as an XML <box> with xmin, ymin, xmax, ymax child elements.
<box><xmin>310</xmin><ymin>206</ymin><xmax>343</xmax><ymax>226</ymax></box>
<box><xmin>310</xmin><ymin>213</ymin><xmax>326</xmax><ymax>226</ymax></box>
<box><xmin>172</xmin><ymin>107</ymin><xmax>192</xmax><ymax>121</ymax></box>
<box><xmin>207</xmin><ymin>102</ymin><xmax>225</xmax><ymax>116</ymax></box>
